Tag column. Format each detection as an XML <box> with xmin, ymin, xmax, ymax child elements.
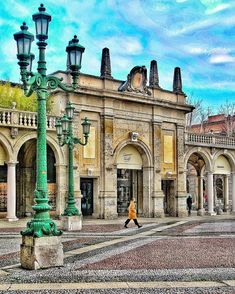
<box><xmin>207</xmin><ymin>172</ymin><xmax>216</xmax><ymax>215</ymax></box>
<box><xmin>223</xmin><ymin>175</ymin><xmax>229</xmax><ymax>212</ymax></box>
<box><xmin>232</xmin><ymin>172</ymin><xmax>235</xmax><ymax>213</ymax></box>
<box><xmin>7</xmin><ymin>162</ymin><xmax>18</xmax><ymax>221</ymax></box>
<box><xmin>197</xmin><ymin>175</ymin><xmax>204</xmax><ymax>216</ymax></box>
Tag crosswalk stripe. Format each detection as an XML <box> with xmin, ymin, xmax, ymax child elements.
<box><xmin>0</xmin><ymin>280</ymin><xmax>231</xmax><ymax>291</ymax></box>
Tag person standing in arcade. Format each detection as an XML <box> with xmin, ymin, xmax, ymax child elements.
<box><xmin>186</xmin><ymin>194</ymin><xmax>193</xmax><ymax>216</ymax></box>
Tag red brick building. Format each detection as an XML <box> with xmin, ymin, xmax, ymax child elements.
<box><xmin>191</xmin><ymin>114</ymin><xmax>235</xmax><ymax>136</ymax></box>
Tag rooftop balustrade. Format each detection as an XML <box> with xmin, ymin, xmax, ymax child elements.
<box><xmin>185</xmin><ymin>132</ymin><xmax>235</xmax><ymax>150</ymax></box>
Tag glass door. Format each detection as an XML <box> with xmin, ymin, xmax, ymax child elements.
<box><xmin>80</xmin><ymin>178</ymin><xmax>93</xmax><ymax>216</ymax></box>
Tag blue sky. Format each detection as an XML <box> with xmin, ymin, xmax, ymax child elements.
<box><xmin>1</xmin><ymin>0</ymin><xmax>235</xmax><ymax>111</ymax></box>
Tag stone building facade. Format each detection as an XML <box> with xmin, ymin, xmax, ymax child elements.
<box><xmin>186</xmin><ymin>113</ymin><xmax>235</xmax><ymax>215</ymax></box>
<box><xmin>0</xmin><ymin>49</ymin><xmax>193</xmax><ymax>220</ymax></box>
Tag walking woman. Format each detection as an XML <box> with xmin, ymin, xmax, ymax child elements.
<box><xmin>124</xmin><ymin>198</ymin><xmax>142</xmax><ymax>228</ymax></box>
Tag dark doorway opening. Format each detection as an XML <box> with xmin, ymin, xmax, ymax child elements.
<box><xmin>80</xmin><ymin>178</ymin><xmax>93</xmax><ymax>216</ymax></box>
<box><xmin>162</xmin><ymin>180</ymin><xmax>175</xmax><ymax>216</ymax></box>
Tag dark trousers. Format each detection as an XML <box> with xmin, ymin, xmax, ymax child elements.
<box><xmin>124</xmin><ymin>218</ymin><xmax>141</xmax><ymax>227</ymax></box>
<box><xmin>188</xmin><ymin>206</ymin><xmax>192</xmax><ymax>216</ymax></box>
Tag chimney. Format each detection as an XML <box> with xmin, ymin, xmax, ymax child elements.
<box><xmin>149</xmin><ymin>60</ymin><xmax>160</xmax><ymax>88</ymax></box>
<box><xmin>173</xmin><ymin>67</ymin><xmax>183</xmax><ymax>94</ymax></box>
<box><xmin>100</xmin><ymin>47</ymin><xmax>113</xmax><ymax>79</ymax></box>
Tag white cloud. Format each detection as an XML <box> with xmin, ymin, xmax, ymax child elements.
<box><xmin>2</xmin><ymin>39</ymin><xmax>17</xmax><ymax>62</ymax></box>
<box><xmin>82</xmin><ymin>52</ymin><xmax>101</xmax><ymax>76</ymax></box>
<box><xmin>209</xmin><ymin>54</ymin><xmax>235</xmax><ymax>64</ymax></box>
<box><xmin>99</xmin><ymin>36</ymin><xmax>143</xmax><ymax>56</ymax></box>
<box><xmin>210</xmin><ymin>47</ymin><xmax>230</xmax><ymax>54</ymax></box>
<box><xmin>205</xmin><ymin>3</ymin><xmax>230</xmax><ymax>15</ymax></box>
<box><xmin>187</xmin><ymin>47</ymin><xmax>208</xmax><ymax>55</ymax></box>
<box><xmin>207</xmin><ymin>47</ymin><xmax>235</xmax><ymax>64</ymax></box>
<box><xmin>4</xmin><ymin>1</ymin><xmax>31</xmax><ymax>18</ymax></box>
<box><xmin>168</xmin><ymin>17</ymin><xmax>217</xmax><ymax>36</ymax></box>
<box><xmin>112</xmin><ymin>55</ymin><xmax>133</xmax><ymax>71</ymax></box>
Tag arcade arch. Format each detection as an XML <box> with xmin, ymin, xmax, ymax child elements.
<box><xmin>4</xmin><ymin>133</ymin><xmax>65</xmax><ymax>220</ymax></box>
<box><xmin>185</xmin><ymin>148</ymin><xmax>235</xmax><ymax>215</ymax></box>
<box><xmin>114</xmin><ymin>140</ymin><xmax>152</xmax><ymax>217</ymax></box>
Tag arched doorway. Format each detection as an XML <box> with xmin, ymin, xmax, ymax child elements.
<box><xmin>116</xmin><ymin>145</ymin><xmax>143</xmax><ymax>215</ymax></box>
<box><xmin>214</xmin><ymin>155</ymin><xmax>231</xmax><ymax>212</ymax></box>
<box><xmin>16</xmin><ymin>140</ymin><xmax>56</xmax><ymax>217</ymax></box>
<box><xmin>185</xmin><ymin>151</ymin><xmax>209</xmax><ymax>215</ymax></box>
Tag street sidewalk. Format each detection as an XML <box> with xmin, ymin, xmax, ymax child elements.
<box><xmin>0</xmin><ymin>213</ymin><xmax>234</xmax><ymax>230</ymax></box>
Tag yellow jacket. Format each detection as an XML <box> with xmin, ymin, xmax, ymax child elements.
<box><xmin>128</xmin><ymin>200</ymin><xmax>137</xmax><ymax>219</ymax></box>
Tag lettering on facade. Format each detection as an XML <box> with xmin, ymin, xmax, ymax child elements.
<box><xmin>123</xmin><ymin>153</ymin><xmax>132</xmax><ymax>162</ymax></box>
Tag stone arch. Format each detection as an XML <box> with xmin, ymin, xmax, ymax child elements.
<box><xmin>212</xmin><ymin>150</ymin><xmax>235</xmax><ymax>173</ymax></box>
<box><xmin>184</xmin><ymin>147</ymin><xmax>213</xmax><ymax>214</ymax></box>
<box><xmin>114</xmin><ymin>139</ymin><xmax>153</xmax><ymax>217</ymax></box>
<box><xmin>13</xmin><ymin>132</ymin><xmax>65</xmax><ymax>165</ymax></box>
<box><xmin>113</xmin><ymin>139</ymin><xmax>153</xmax><ymax>168</ymax></box>
<box><xmin>184</xmin><ymin>147</ymin><xmax>212</xmax><ymax>172</ymax></box>
<box><xmin>0</xmin><ymin>132</ymin><xmax>14</xmax><ymax>162</ymax></box>
<box><xmin>212</xmin><ymin>150</ymin><xmax>235</xmax><ymax>213</ymax></box>
<box><xmin>14</xmin><ymin>133</ymin><xmax>65</xmax><ymax>217</ymax></box>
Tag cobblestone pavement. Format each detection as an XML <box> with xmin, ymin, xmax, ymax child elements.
<box><xmin>0</xmin><ymin>215</ymin><xmax>235</xmax><ymax>293</ymax></box>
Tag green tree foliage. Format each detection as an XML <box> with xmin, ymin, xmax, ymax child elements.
<box><xmin>0</xmin><ymin>82</ymin><xmax>53</xmax><ymax>113</ymax></box>
<box><xmin>0</xmin><ymin>82</ymin><xmax>37</xmax><ymax>111</ymax></box>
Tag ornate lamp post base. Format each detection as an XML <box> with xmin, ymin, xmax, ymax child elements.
<box><xmin>62</xmin><ymin>215</ymin><xmax>82</xmax><ymax>231</ymax></box>
<box><xmin>207</xmin><ymin>211</ymin><xmax>217</xmax><ymax>216</ymax></box>
<box><xmin>20</xmin><ymin>236</ymin><xmax>63</xmax><ymax>270</ymax></box>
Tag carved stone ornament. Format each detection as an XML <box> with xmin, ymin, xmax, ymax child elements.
<box><xmin>130</xmin><ymin>132</ymin><xmax>139</xmax><ymax>142</ymax></box>
<box><xmin>118</xmin><ymin>66</ymin><xmax>151</xmax><ymax>95</ymax></box>
<box><xmin>11</xmin><ymin>127</ymin><xmax>18</xmax><ymax>139</ymax></box>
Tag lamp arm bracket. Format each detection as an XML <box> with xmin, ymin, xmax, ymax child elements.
<box><xmin>23</xmin><ymin>73</ymin><xmax>41</xmax><ymax>97</ymax></box>
<box><xmin>59</xmin><ymin>141</ymin><xmax>66</xmax><ymax>147</ymax></box>
<box><xmin>74</xmin><ymin>136</ymin><xmax>88</xmax><ymax>146</ymax></box>
<box><xmin>46</xmin><ymin>75</ymin><xmax>74</xmax><ymax>92</ymax></box>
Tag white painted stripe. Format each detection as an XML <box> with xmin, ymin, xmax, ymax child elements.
<box><xmin>223</xmin><ymin>280</ymin><xmax>235</xmax><ymax>286</ymax></box>
<box><xmin>0</xmin><ymin>280</ymin><xmax>230</xmax><ymax>291</ymax></box>
<box><xmin>65</xmin><ymin>221</ymin><xmax>187</xmax><ymax>257</ymax></box>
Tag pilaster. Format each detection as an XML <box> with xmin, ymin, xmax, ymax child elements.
<box><xmin>152</xmin><ymin>121</ymin><xmax>164</xmax><ymax>217</ymax></box>
<box><xmin>100</xmin><ymin>106</ymin><xmax>117</xmax><ymax>219</ymax></box>
<box><xmin>176</xmin><ymin>125</ymin><xmax>187</xmax><ymax>217</ymax></box>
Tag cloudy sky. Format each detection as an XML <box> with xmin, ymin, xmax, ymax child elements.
<box><xmin>1</xmin><ymin>0</ymin><xmax>235</xmax><ymax>110</ymax></box>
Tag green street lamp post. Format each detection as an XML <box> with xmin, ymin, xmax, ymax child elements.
<box><xmin>13</xmin><ymin>3</ymin><xmax>85</xmax><ymax>269</ymax></box>
<box><xmin>55</xmin><ymin>102</ymin><xmax>91</xmax><ymax>229</ymax></box>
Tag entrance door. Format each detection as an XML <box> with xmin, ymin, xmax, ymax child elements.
<box><xmin>80</xmin><ymin>178</ymin><xmax>93</xmax><ymax>216</ymax></box>
<box><xmin>162</xmin><ymin>180</ymin><xmax>175</xmax><ymax>215</ymax></box>
<box><xmin>117</xmin><ymin>169</ymin><xmax>142</xmax><ymax>215</ymax></box>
